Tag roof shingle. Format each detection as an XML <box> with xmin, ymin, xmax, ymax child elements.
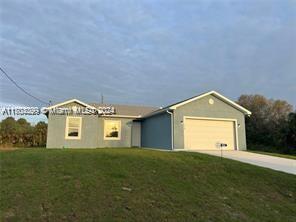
<box><xmin>89</xmin><ymin>103</ymin><xmax>158</xmax><ymax>116</ymax></box>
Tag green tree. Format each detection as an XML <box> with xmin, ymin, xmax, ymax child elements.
<box><xmin>34</xmin><ymin>121</ymin><xmax>47</xmax><ymax>146</ymax></box>
<box><xmin>287</xmin><ymin>113</ymin><xmax>296</xmax><ymax>149</ymax></box>
<box><xmin>16</xmin><ymin>118</ymin><xmax>33</xmax><ymax>146</ymax></box>
<box><xmin>0</xmin><ymin>117</ymin><xmax>47</xmax><ymax>147</ymax></box>
<box><xmin>238</xmin><ymin>94</ymin><xmax>293</xmax><ymax>152</ymax></box>
<box><xmin>0</xmin><ymin>117</ymin><xmax>18</xmax><ymax>146</ymax></box>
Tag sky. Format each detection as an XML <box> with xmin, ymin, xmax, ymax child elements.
<box><xmin>0</xmin><ymin>0</ymin><xmax>296</xmax><ymax>122</ymax></box>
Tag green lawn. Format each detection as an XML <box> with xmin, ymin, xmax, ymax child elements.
<box><xmin>248</xmin><ymin>150</ymin><xmax>296</xmax><ymax>160</ymax></box>
<box><xmin>1</xmin><ymin>148</ymin><xmax>295</xmax><ymax>222</ymax></box>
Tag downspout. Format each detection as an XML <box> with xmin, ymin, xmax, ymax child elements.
<box><xmin>166</xmin><ymin>110</ymin><xmax>174</xmax><ymax>150</ymax></box>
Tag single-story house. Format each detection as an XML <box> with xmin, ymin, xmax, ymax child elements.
<box><xmin>45</xmin><ymin>91</ymin><xmax>251</xmax><ymax>150</ymax></box>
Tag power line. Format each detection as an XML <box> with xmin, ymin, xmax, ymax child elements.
<box><xmin>0</xmin><ymin>66</ymin><xmax>49</xmax><ymax>105</ymax></box>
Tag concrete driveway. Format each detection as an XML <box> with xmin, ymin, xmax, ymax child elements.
<box><xmin>193</xmin><ymin>150</ymin><xmax>296</xmax><ymax>175</ymax></box>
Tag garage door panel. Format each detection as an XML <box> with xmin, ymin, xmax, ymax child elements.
<box><xmin>184</xmin><ymin>118</ymin><xmax>236</xmax><ymax>150</ymax></box>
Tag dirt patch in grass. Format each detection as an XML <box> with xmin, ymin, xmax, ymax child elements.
<box><xmin>0</xmin><ymin>147</ymin><xmax>19</xmax><ymax>151</ymax></box>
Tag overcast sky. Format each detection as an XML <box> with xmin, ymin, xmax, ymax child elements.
<box><xmin>1</xmin><ymin>0</ymin><xmax>296</xmax><ymax>114</ymax></box>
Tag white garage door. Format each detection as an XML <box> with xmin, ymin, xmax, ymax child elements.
<box><xmin>184</xmin><ymin>118</ymin><xmax>236</xmax><ymax>150</ymax></box>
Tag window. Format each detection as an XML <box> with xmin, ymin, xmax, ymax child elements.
<box><xmin>65</xmin><ymin>117</ymin><xmax>82</xmax><ymax>139</ymax></box>
<box><xmin>104</xmin><ymin>120</ymin><xmax>121</xmax><ymax>140</ymax></box>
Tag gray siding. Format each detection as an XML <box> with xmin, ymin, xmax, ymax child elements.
<box><xmin>131</xmin><ymin>121</ymin><xmax>141</xmax><ymax>147</ymax></box>
<box><xmin>173</xmin><ymin>94</ymin><xmax>247</xmax><ymax>150</ymax></box>
<box><xmin>47</xmin><ymin>114</ymin><xmax>99</xmax><ymax>148</ymax></box>
<box><xmin>46</xmin><ymin>95</ymin><xmax>248</xmax><ymax>150</ymax></box>
<box><xmin>97</xmin><ymin>117</ymin><xmax>133</xmax><ymax>148</ymax></box>
<box><xmin>141</xmin><ymin>112</ymin><xmax>172</xmax><ymax>149</ymax></box>
<box><xmin>46</xmin><ymin>113</ymin><xmax>134</xmax><ymax>148</ymax></box>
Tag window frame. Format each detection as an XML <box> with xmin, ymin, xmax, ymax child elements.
<box><xmin>65</xmin><ymin>116</ymin><xmax>82</xmax><ymax>140</ymax></box>
<box><xmin>104</xmin><ymin>120</ymin><xmax>121</xmax><ymax>140</ymax></box>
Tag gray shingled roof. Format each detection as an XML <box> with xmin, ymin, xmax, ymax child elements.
<box><xmin>89</xmin><ymin>103</ymin><xmax>158</xmax><ymax>116</ymax></box>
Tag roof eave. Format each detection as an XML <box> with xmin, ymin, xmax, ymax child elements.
<box><xmin>44</xmin><ymin>99</ymin><xmax>97</xmax><ymax>113</ymax></box>
<box><xmin>169</xmin><ymin>90</ymin><xmax>252</xmax><ymax>115</ymax></box>
<box><xmin>137</xmin><ymin>108</ymin><xmax>170</xmax><ymax>120</ymax></box>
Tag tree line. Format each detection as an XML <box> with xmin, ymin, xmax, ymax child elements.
<box><xmin>0</xmin><ymin>94</ymin><xmax>295</xmax><ymax>153</ymax></box>
<box><xmin>238</xmin><ymin>95</ymin><xmax>296</xmax><ymax>154</ymax></box>
<box><xmin>0</xmin><ymin>117</ymin><xmax>47</xmax><ymax>147</ymax></box>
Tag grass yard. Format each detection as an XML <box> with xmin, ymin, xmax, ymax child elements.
<box><xmin>0</xmin><ymin>148</ymin><xmax>296</xmax><ymax>222</ymax></box>
<box><xmin>249</xmin><ymin>150</ymin><xmax>296</xmax><ymax>160</ymax></box>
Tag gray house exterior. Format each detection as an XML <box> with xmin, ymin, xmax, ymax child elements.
<box><xmin>46</xmin><ymin>101</ymin><xmax>156</xmax><ymax>148</ymax></box>
<box><xmin>140</xmin><ymin>112</ymin><xmax>172</xmax><ymax>149</ymax></box>
<box><xmin>46</xmin><ymin>91</ymin><xmax>251</xmax><ymax>150</ymax></box>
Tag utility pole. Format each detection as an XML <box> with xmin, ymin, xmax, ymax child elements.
<box><xmin>101</xmin><ymin>93</ymin><xmax>104</xmax><ymax>104</ymax></box>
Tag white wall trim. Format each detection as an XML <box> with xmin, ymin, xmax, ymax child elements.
<box><xmin>183</xmin><ymin>116</ymin><xmax>239</xmax><ymax>151</ymax></box>
<box><xmin>65</xmin><ymin>116</ymin><xmax>82</xmax><ymax>140</ymax></box>
<box><xmin>103</xmin><ymin>119</ymin><xmax>121</xmax><ymax>140</ymax></box>
<box><xmin>170</xmin><ymin>91</ymin><xmax>251</xmax><ymax>115</ymax></box>
<box><xmin>166</xmin><ymin>110</ymin><xmax>174</xmax><ymax>150</ymax></box>
<box><xmin>235</xmin><ymin>120</ymin><xmax>239</xmax><ymax>151</ymax></box>
<box><xmin>47</xmin><ymin>99</ymin><xmax>97</xmax><ymax>110</ymax></box>
<box><xmin>184</xmin><ymin>116</ymin><xmax>238</xmax><ymax>122</ymax></box>
<box><xmin>101</xmin><ymin>115</ymin><xmax>140</xmax><ymax>118</ymax></box>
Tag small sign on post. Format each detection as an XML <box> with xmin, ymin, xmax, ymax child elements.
<box><xmin>216</xmin><ymin>142</ymin><xmax>227</xmax><ymax>159</ymax></box>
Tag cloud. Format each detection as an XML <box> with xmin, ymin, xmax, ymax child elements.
<box><xmin>0</xmin><ymin>0</ymin><xmax>295</xmax><ymax>113</ymax></box>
